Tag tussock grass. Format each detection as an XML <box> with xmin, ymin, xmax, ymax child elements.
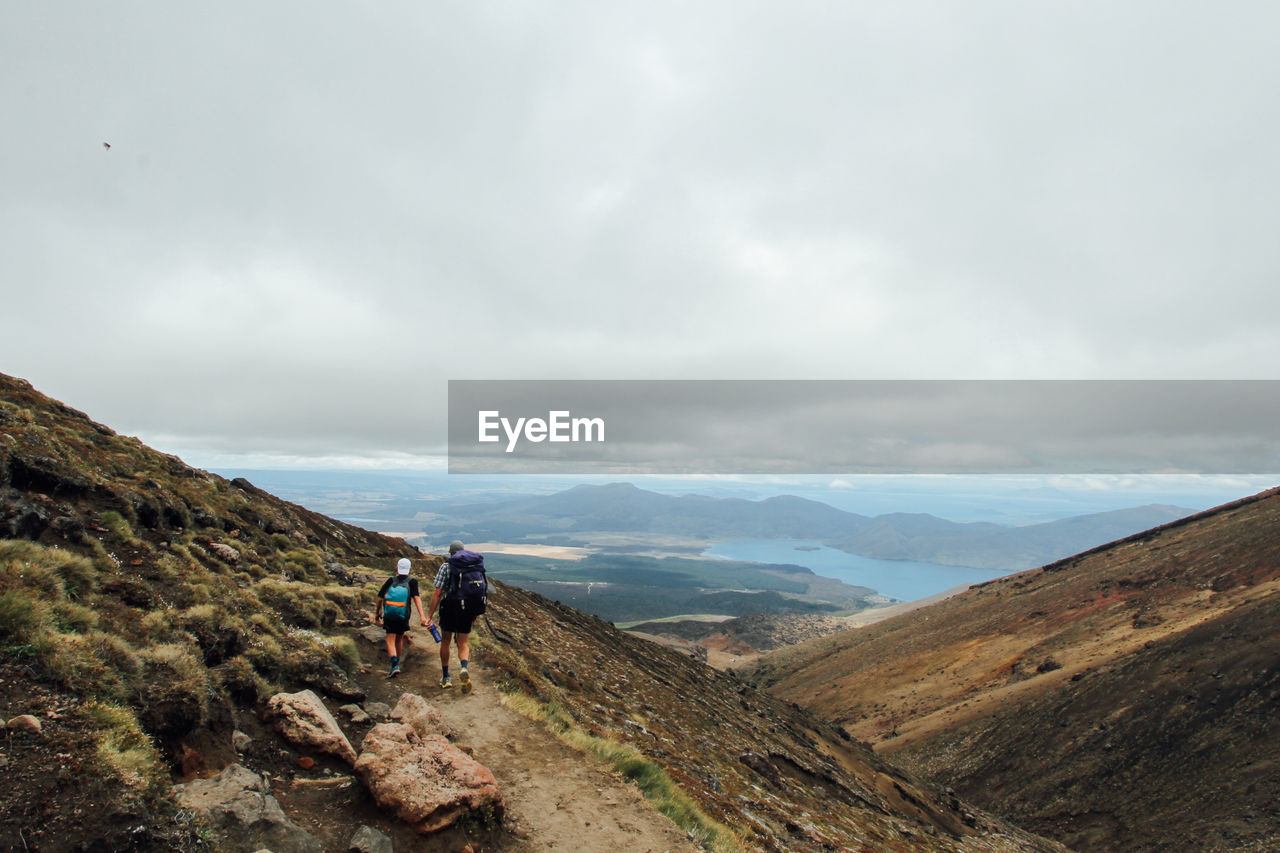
<box><xmin>50</xmin><ymin>599</ymin><xmax>99</xmax><ymax>633</ymax></box>
<box><xmin>500</xmin><ymin>692</ymin><xmax>744</xmax><ymax>852</ymax></box>
<box><xmin>42</xmin><ymin>631</ymin><xmax>137</xmax><ymax>699</ymax></box>
<box><xmin>79</xmin><ymin>701</ymin><xmax>166</xmax><ymax>800</ymax></box>
<box><xmin>99</xmin><ymin>510</ymin><xmax>136</xmax><ymax>545</ymax></box>
<box><xmin>253</xmin><ymin>578</ymin><xmax>342</xmax><ymax>629</ymax></box>
<box><xmin>136</xmin><ymin>643</ymin><xmax>212</xmax><ymax>736</ymax></box>
<box><xmin>0</xmin><ymin>588</ymin><xmax>51</xmax><ymax>643</ymax></box>
<box><xmin>214</xmin><ymin>654</ymin><xmax>273</xmax><ymax>705</ymax></box>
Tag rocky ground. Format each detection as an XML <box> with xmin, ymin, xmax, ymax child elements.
<box><xmin>173</xmin><ymin>618</ymin><xmax>702</xmax><ymax>853</ymax></box>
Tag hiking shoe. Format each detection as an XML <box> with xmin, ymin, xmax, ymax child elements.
<box><xmin>459</xmin><ymin>669</ymin><xmax>472</xmax><ymax>694</ymax></box>
<box><xmin>389</xmin><ymin>662</ymin><xmax>401</xmax><ymax>678</ymax></box>
<box><xmin>439</xmin><ymin>676</ymin><xmax>453</xmax><ymax>689</ymax></box>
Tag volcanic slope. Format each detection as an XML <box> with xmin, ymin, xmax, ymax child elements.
<box><xmin>0</xmin><ymin>372</ymin><xmax>1067</xmax><ymax>852</ymax></box>
<box><xmin>751</xmin><ymin>486</ymin><xmax>1280</xmax><ymax>852</ymax></box>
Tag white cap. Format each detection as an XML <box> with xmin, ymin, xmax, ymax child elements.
<box><xmin>396</xmin><ymin>558</ymin><xmax>411</xmax><ymax>575</ymax></box>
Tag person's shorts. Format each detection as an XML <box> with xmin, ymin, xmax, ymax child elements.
<box><xmin>439</xmin><ymin>598</ymin><xmax>475</xmax><ymax>635</ymax></box>
<box><xmin>383</xmin><ymin>616</ymin><xmax>410</xmax><ymax>635</ymax></box>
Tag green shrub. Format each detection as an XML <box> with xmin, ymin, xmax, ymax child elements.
<box><xmin>324</xmin><ymin>633</ymin><xmax>360</xmax><ymax>672</ymax></box>
<box><xmin>247</xmin><ymin>633</ymin><xmax>285</xmax><ymax>678</ymax></box>
<box><xmin>85</xmin><ymin>537</ymin><xmax>115</xmax><ymax>571</ymax></box>
<box><xmin>50</xmin><ymin>600</ymin><xmax>99</xmax><ymax>633</ymax></box>
<box><xmin>79</xmin><ymin>701</ymin><xmax>165</xmax><ymax>801</ymax></box>
<box><xmin>54</xmin><ymin>551</ymin><xmax>98</xmax><ymax>599</ymax></box>
<box><xmin>280</xmin><ymin>628</ymin><xmax>361</xmax><ymax>674</ymax></box>
<box><xmin>99</xmin><ymin>510</ymin><xmax>136</xmax><ymax>544</ymax></box>
<box><xmin>87</xmin><ymin>630</ymin><xmax>143</xmax><ymax>682</ymax></box>
<box><xmin>215</xmin><ymin>655</ymin><xmax>272</xmax><ymax>706</ymax></box>
<box><xmin>0</xmin><ymin>540</ymin><xmax>63</xmax><ymax>596</ymax></box>
<box><xmin>42</xmin><ymin>631</ymin><xmax>134</xmax><ymax>698</ymax></box>
<box><xmin>135</xmin><ymin>644</ymin><xmax>211</xmax><ymax>738</ymax></box>
<box><xmin>0</xmin><ymin>589</ymin><xmax>51</xmax><ymax>643</ymax></box>
<box><xmin>141</xmin><ymin>609</ymin><xmax>175</xmax><ymax>641</ymax></box>
<box><xmin>1</xmin><ymin>542</ymin><xmax>100</xmax><ymax>610</ymax></box>
<box><xmin>282</xmin><ymin>548</ymin><xmax>325</xmax><ymax>583</ymax></box>
<box><xmin>245</xmin><ymin>611</ymin><xmax>281</xmax><ymax>637</ymax></box>
<box><xmin>184</xmin><ymin>581</ymin><xmax>214</xmax><ymax>606</ymax></box>
<box><xmin>253</xmin><ymin>579</ymin><xmax>341</xmax><ymax>629</ymax></box>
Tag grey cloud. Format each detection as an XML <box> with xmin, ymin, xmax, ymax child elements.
<box><xmin>3</xmin><ymin>2</ymin><xmax>1279</xmax><ymax>464</ymax></box>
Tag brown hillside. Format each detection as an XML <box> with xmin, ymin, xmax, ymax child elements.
<box><xmin>751</xmin><ymin>486</ymin><xmax>1280</xmax><ymax>852</ymax></box>
<box><xmin>0</xmin><ymin>372</ymin><xmax>1069</xmax><ymax>852</ymax></box>
<box><xmin>0</xmin><ymin>372</ymin><xmax>417</xmax><ymax>850</ymax></box>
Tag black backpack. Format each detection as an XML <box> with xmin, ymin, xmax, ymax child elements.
<box><xmin>446</xmin><ymin>550</ymin><xmax>488</xmax><ymax>614</ymax></box>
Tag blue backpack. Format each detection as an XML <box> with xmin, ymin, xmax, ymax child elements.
<box><xmin>447</xmin><ymin>551</ymin><xmax>488</xmax><ymax>614</ymax></box>
<box><xmin>383</xmin><ymin>577</ymin><xmax>412</xmax><ymax>625</ymax></box>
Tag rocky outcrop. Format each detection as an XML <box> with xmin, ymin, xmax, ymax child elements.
<box><xmin>267</xmin><ymin>689</ymin><xmax>358</xmax><ymax>765</ymax></box>
<box><xmin>355</xmin><ymin>722</ymin><xmax>503</xmax><ymax>834</ymax></box>
<box><xmin>174</xmin><ymin>763</ymin><xmax>322</xmax><ymax>853</ymax></box>
<box><xmin>297</xmin><ymin>658</ymin><xmax>367</xmax><ymax>702</ymax></box>
<box><xmin>390</xmin><ymin>692</ymin><xmax>454</xmax><ymax>740</ymax></box>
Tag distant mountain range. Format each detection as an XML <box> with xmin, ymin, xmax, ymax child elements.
<box><xmin>429</xmin><ymin>482</ymin><xmax>1194</xmax><ymax>570</ymax></box>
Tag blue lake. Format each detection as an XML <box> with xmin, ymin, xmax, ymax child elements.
<box><xmin>702</xmin><ymin>540</ymin><xmax>1010</xmax><ymax>602</ymax></box>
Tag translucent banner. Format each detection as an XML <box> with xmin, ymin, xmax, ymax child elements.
<box><xmin>447</xmin><ymin>380</ymin><xmax>1280</xmax><ymax>474</ymax></box>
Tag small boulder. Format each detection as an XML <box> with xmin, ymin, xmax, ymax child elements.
<box><xmin>348</xmin><ymin>824</ymin><xmax>394</xmax><ymax>853</ymax></box>
<box><xmin>6</xmin><ymin>715</ymin><xmax>42</xmax><ymax>735</ymax></box>
<box><xmin>355</xmin><ymin>722</ymin><xmax>503</xmax><ymax>835</ymax></box>
<box><xmin>233</xmin><ymin>730</ymin><xmax>253</xmax><ymax>752</ymax></box>
<box><xmin>391</xmin><ymin>693</ymin><xmax>453</xmax><ymax>740</ymax></box>
<box><xmin>364</xmin><ymin>701</ymin><xmax>392</xmax><ymax>720</ymax></box>
<box><xmin>340</xmin><ymin>704</ymin><xmax>372</xmax><ymax>725</ymax></box>
<box><xmin>175</xmin><ymin>763</ymin><xmax>321</xmax><ymax>853</ymax></box>
<box><xmin>210</xmin><ymin>542</ymin><xmax>241</xmax><ymax>563</ymax></box>
<box><xmin>266</xmin><ymin>690</ymin><xmax>357</xmax><ymax>766</ymax></box>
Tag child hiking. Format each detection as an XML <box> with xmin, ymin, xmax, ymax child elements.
<box><xmin>374</xmin><ymin>557</ymin><xmax>428</xmax><ymax>677</ymax></box>
<box><xmin>426</xmin><ymin>541</ymin><xmax>487</xmax><ymax>693</ymax></box>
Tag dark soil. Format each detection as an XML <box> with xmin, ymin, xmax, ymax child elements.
<box><xmin>0</xmin><ymin>659</ymin><xmax>208</xmax><ymax>853</ymax></box>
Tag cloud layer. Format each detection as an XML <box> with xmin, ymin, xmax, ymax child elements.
<box><xmin>4</xmin><ymin>2</ymin><xmax>1278</xmax><ymax>464</ymax></box>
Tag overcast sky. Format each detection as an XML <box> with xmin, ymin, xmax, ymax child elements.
<box><xmin>3</xmin><ymin>2</ymin><xmax>1279</xmax><ymax>473</ymax></box>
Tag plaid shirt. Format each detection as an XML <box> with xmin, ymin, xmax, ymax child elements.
<box><xmin>432</xmin><ymin>560</ymin><xmax>452</xmax><ymax>590</ymax></box>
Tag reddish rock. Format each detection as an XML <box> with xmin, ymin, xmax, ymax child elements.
<box><xmin>355</xmin><ymin>722</ymin><xmax>503</xmax><ymax>834</ymax></box>
<box><xmin>266</xmin><ymin>689</ymin><xmax>357</xmax><ymax>766</ymax></box>
<box><xmin>6</xmin><ymin>714</ymin><xmax>42</xmax><ymax>735</ymax></box>
<box><xmin>296</xmin><ymin>756</ymin><xmax>315</xmax><ymax>770</ymax></box>
<box><xmin>390</xmin><ymin>693</ymin><xmax>454</xmax><ymax>740</ymax></box>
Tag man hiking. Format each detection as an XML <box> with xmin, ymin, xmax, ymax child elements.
<box><xmin>374</xmin><ymin>557</ymin><xmax>427</xmax><ymax>677</ymax></box>
<box><xmin>426</xmin><ymin>541</ymin><xmax>487</xmax><ymax>693</ymax></box>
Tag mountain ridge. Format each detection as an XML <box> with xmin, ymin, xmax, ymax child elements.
<box><xmin>433</xmin><ymin>481</ymin><xmax>1193</xmax><ymax>571</ymax></box>
<box><xmin>750</xmin><ymin>483</ymin><xmax>1280</xmax><ymax>851</ymax></box>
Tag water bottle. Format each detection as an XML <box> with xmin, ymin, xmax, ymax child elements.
<box><xmin>429</xmin><ymin>624</ymin><xmax>442</xmax><ymax>643</ymax></box>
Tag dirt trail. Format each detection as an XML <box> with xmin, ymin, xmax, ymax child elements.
<box><xmin>358</xmin><ymin>634</ymin><xmax>701</xmax><ymax>853</ymax></box>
